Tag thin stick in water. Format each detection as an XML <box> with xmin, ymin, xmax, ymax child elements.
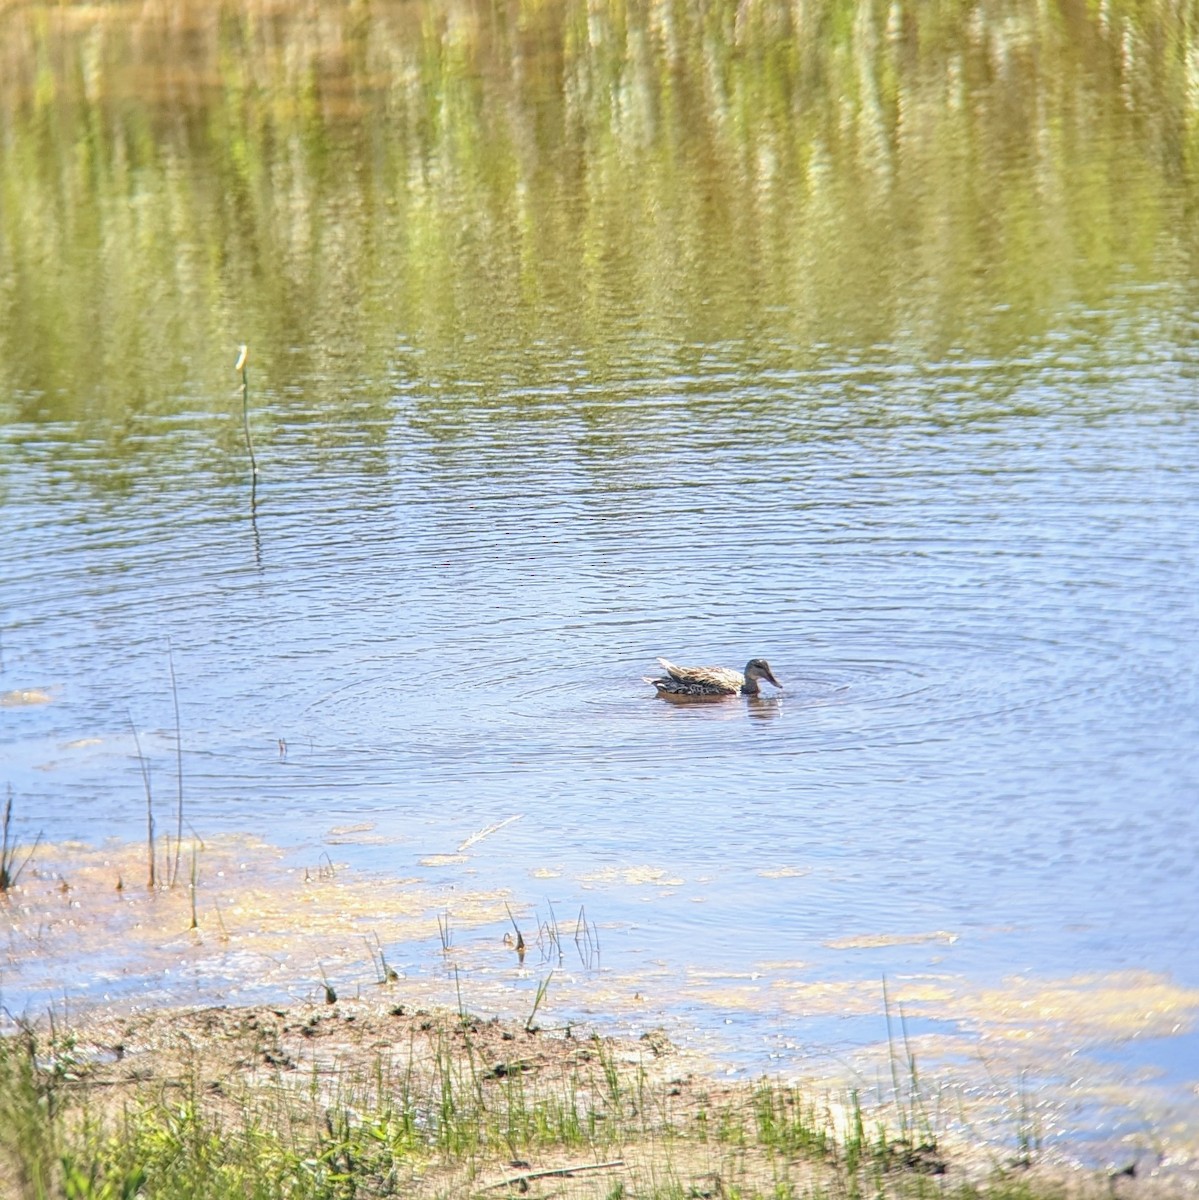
<box><xmin>126</xmin><ymin>709</ymin><xmax>155</xmax><ymax>888</ymax></box>
<box><xmin>167</xmin><ymin>639</ymin><xmax>184</xmax><ymax>888</ymax></box>
<box><xmin>457</xmin><ymin>813</ymin><xmax>522</xmax><ymax>853</ymax></box>
<box><xmin>189</xmin><ymin>840</ymin><xmax>199</xmax><ymax>929</ymax></box>
<box><xmin>236</xmin><ymin>344</ymin><xmax>258</xmax><ymax>480</ymax></box>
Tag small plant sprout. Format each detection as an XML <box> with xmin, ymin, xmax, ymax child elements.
<box><xmin>452</xmin><ymin>965</ymin><xmax>468</xmax><ymax>1021</ymax></box>
<box><xmin>526</xmin><ymin>971</ymin><xmax>553</xmax><ymax>1032</ymax></box>
<box><xmin>504</xmin><ymin>902</ymin><xmax>526</xmax><ymax>963</ymax></box>
<box><xmin>538</xmin><ymin>897</ymin><xmax>563</xmax><ymax>964</ymax></box>
<box><xmin>574</xmin><ymin>904</ymin><xmax>599</xmax><ymax>969</ymax></box>
<box><xmin>319</xmin><ymin>964</ymin><xmax>337</xmax><ymax>1004</ymax></box>
<box><xmin>366</xmin><ymin>934</ymin><xmax>399</xmax><ymax>984</ymax></box>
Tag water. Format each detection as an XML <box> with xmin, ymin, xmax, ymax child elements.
<box><xmin>2</xmin><ymin>0</ymin><xmax>1199</xmax><ymax>1161</ymax></box>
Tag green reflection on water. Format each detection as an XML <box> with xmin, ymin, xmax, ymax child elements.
<box><xmin>1</xmin><ymin>0</ymin><xmax>1196</xmax><ymax>443</ymax></box>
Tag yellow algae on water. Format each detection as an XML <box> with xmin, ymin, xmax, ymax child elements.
<box><xmin>766</xmin><ymin>978</ymin><xmax>889</xmax><ymax>1016</ymax></box>
<box><xmin>1</xmin><ymin>688</ymin><xmax>53</xmax><ymax>706</ymax></box>
<box><xmin>963</xmin><ymin>971</ymin><xmax>1199</xmax><ymax>1042</ymax></box>
<box><xmin>688</xmin><ymin>985</ymin><xmax>768</xmax><ymax>1009</ymax></box>
<box><xmin>756</xmin><ymin>866</ymin><xmax>810</xmax><ymax>878</ymax></box>
<box><xmin>825</xmin><ymin>930</ymin><xmax>959</xmax><ymax>949</ymax></box>
<box><xmin>324</xmin><ymin>823</ymin><xmax>390</xmax><ymax>845</ymax></box>
<box><xmin>687</xmin><ymin>963</ymin><xmax>1199</xmax><ymax>1051</ymax></box>
<box><xmin>579</xmin><ymin>865</ymin><xmax>685</xmax><ymax>887</ymax></box>
<box><xmin>687</xmin><ymin>968</ymin><xmax>767</xmax><ymax>982</ymax></box>
<box><xmin>0</xmin><ymin>836</ymin><xmax>516</xmax><ymax>1004</ymax></box>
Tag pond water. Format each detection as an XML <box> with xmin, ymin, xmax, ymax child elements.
<box><xmin>2</xmin><ymin>0</ymin><xmax>1198</xmax><ymax>1165</ymax></box>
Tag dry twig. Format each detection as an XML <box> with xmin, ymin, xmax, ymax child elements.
<box><xmin>485</xmin><ymin>1159</ymin><xmax>625</xmax><ymax>1190</ymax></box>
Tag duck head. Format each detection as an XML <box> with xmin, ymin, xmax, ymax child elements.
<box><xmin>745</xmin><ymin>659</ymin><xmax>782</xmax><ymax>688</ymax></box>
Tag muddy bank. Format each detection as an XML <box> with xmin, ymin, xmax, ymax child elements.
<box><xmin>1</xmin><ymin>996</ymin><xmax>1189</xmax><ymax>1200</ymax></box>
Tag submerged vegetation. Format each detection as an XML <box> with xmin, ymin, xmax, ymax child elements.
<box><xmin>0</xmin><ymin>998</ymin><xmax>1118</xmax><ymax>1200</ymax></box>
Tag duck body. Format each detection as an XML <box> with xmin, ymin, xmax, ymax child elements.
<box><xmin>645</xmin><ymin>657</ymin><xmax>782</xmax><ymax>698</ymax></box>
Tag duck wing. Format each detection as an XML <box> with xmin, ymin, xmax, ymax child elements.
<box><xmin>655</xmin><ymin>659</ymin><xmax>743</xmax><ymax>693</ymax></box>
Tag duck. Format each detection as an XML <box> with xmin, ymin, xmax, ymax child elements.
<box><xmin>645</xmin><ymin>657</ymin><xmax>783</xmax><ymax>698</ymax></box>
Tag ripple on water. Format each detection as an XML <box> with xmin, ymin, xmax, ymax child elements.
<box><xmin>2</xmin><ymin>359</ymin><xmax>1197</xmax><ymax>1132</ymax></box>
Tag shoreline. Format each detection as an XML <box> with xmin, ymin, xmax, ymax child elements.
<box><xmin>2</xmin><ymin>836</ymin><xmax>1197</xmax><ymax>1194</ymax></box>
<box><xmin>0</xmin><ymin>993</ymin><xmax>1178</xmax><ymax>1199</ymax></box>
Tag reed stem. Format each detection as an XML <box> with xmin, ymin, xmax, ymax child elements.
<box><xmin>126</xmin><ymin>710</ymin><xmax>155</xmax><ymax>888</ymax></box>
<box><xmin>236</xmin><ymin>344</ymin><xmax>258</xmax><ymax>479</ymax></box>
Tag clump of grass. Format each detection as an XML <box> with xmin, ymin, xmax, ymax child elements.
<box><xmin>302</xmin><ymin>852</ymin><xmax>337</xmax><ymax>884</ymax></box>
<box><xmin>881</xmin><ymin>977</ymin><xmax>945</xmax><ymax>1175</ymax></box>
<box><xmin>0</xmin><ymin>1028</ymin><xmax>54</xmax><ymax>1195</ymax></box>
<box><xmin>1011</xmin><ymin>1068</ymin><xmax>1043</xmax><ymax>1169</ymax></box>
<box><xmin>366</xmin><ymin>934</ymin><xmax>400</xmax><ymax>984</ymax></box>
<box><xmin>0</xmin><ymin>790</ymin><xmax>40</xmax><ymax>893</ymax></box>
<box><xmin>751</xmin><ymin>1079</ymin><xmax>834</xmax><ymax>1161</ymax></box>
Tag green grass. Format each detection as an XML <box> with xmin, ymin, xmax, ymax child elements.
<box><xmin>0</xmin><ymin>1018</ymin><xmax>1106</xmax><ymax>1200</ymax></box>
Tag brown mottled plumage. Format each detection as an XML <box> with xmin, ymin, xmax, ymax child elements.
<box><xmin>645</xmin><ymin>657</ymin><xmax>783</xmax><ymax>698</ymax></box>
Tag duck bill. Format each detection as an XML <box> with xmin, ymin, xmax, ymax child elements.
<box><xmin>766</xmin><ymin>669</ymin><xmax>783</xmax><ymax>688</ymax></box>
